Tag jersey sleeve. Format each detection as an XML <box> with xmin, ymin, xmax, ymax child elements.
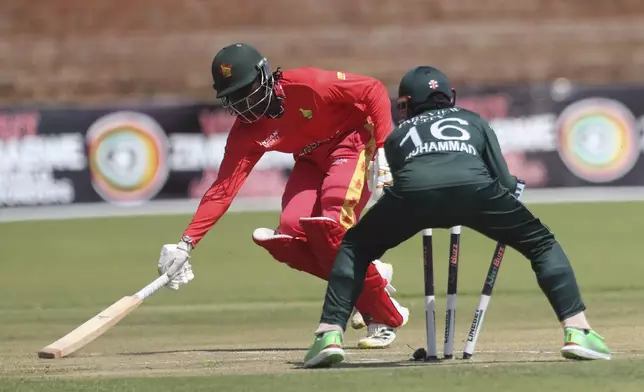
<box><xmin>317</xmin><ymin>70</ymin><xmax>393</xmax><ymax>147</ymax></box>
<box><xmin>182</xmin><ymin>125</ymin><xmax>263</xmax><ymax>247</ymax></box>
<box><xmin>481</xmin><ymin>121</ymin><xmax>518</xmax><ymax>193</ymax></box>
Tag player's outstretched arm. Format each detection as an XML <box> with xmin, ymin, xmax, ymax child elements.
<box><xmin>182</xmin><ymin>144</ymin><xmax>263</xmax><ymax>247</ymax></box>
<box><xmin>481</xmin><ymin>122</ymin><xmax>518</xmax><ymax>192</ymax></box>
<box><xmin>156</xmin><ymin>128</ymin><xmax>263</xmax><ymax>291</ymax></box>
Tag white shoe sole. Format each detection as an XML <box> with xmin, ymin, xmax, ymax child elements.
<box><xmin>560</xmin><ymin>345</ymin><xmax>611</xmax><ymax>360</ymax></box>
<box><xmin>357</xmin><ymin>327</ymin><xmax>397</xmax><ymax>349</ymax></box>
<box><xmin>303</xmin><ymin>348</ymin><xmax>346</xmax><ymax>368</ymax></box>
<box><xmin>357</xmin><ymin>335</ymin><xmax>396</xmax><ymax>349</ymax></box>
<box><xmin>357</xmin><ymin>341</ymin><xmax>393</xmax><ymax>349</ymax></box>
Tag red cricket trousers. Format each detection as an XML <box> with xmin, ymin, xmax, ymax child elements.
<box><xmin>254</xmin><ymin>127</ymin><xmax>405</xmax><ymax>328</ymax></box>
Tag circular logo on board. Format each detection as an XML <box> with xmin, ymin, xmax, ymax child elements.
<box><xmin>86</xmin><ymin>111</ymin><xmax>170</xmax><ymax>205</ymax></box>
<box><xmin>556</xmin><ymin>98</ymin><xmax>641</xmax><ymax>183</ymax></box>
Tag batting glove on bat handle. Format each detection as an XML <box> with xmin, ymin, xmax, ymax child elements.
<box><xmin>167</xmin><ymin>240</ymin><xmax>192</xmax><ymax>278</ymax></box>
<box><xmin>158</xmin><ymin>239</ymin><xmax>192</xmax><ymax>279</ymax></box>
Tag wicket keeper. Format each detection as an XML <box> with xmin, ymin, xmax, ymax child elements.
<box><xmin>303</xmin><ymin>66</ymin><xmax>612</xmax><ymax>367</ymax></box>
<box><xmin>156</xmin><ymin>43</ymin><xmax>409</xmax><ymax>348</ymax></box>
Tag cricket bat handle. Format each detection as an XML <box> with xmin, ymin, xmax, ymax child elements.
<box><xmin>135</xmin><ymin>274</ymin><xmax>171</xmax><ymax>300</ymax></box>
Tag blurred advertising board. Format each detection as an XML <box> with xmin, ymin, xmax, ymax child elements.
<box><xmin>1</xmin><ymin>82</ymin><xmax>643</xmax><ymax>207</ymax></box>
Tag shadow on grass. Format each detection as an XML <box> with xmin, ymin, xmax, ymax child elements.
<box><xmin>287</xmin><ymin>357</ymin><xmax>568</xmax><ymax>370</ymax></box>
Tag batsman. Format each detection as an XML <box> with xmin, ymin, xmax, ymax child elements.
<box><xmin>303</xmin><ymin>66</ymin><xmax>612</xmax><ymax>368</ymax></box>
<box><xmin>156</xmin><ymin>43</ymin><xmax>409</xmax><ymax>348</ymax></box>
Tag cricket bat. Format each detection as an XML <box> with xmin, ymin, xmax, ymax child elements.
<box><xmin>37</xmin><ymin>273</ymin><xmax>171</xmax><ymax>359</ymax></box>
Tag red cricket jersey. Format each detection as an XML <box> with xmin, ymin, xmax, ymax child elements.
<box><xmin>183</xmin><ymin>67</ymin><xmax>393</xmax><ymax>246</ymax></box>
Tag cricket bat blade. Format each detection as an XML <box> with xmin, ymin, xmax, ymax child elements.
<box><xmin>37</xmin><ymin>274</ymin><xmax>170</xmax><ymax>359</ymax></box>
<box><xmin>37</xmin><ymin>296</ymin><xmax>142</xmax><ymax>359</ymax></box>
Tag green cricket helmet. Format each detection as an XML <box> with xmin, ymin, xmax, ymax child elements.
<box><xmin>211</xmin><ymin>43</ymin><xmax>283</xmax><ymax>123</ymax></box>
<box><xmin>396</xmin><ymin>66</ymin><xmax>456</xmax><ymax>121</ymax></box>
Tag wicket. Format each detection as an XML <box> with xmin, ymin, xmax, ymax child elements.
<box><xmin>417</xmin><ymin>180</ymin><xmax>525</xmax><ymax>361</ymax></box>
<box><xmin>421</xmin><ymin>226</ymin><xmax>461</xmax><ymax>361</ymax></box>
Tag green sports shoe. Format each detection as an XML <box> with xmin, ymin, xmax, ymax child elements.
<box><xmin>303</xmin><ymin>330</ymin><xmax>346</xmax><ymax>368</ymax></box>
<box><xmin>560</xmin><ymin>327</ymin><xmax>611</xmax><ymax>360</ymax></box>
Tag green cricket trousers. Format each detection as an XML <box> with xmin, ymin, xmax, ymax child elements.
<box><xmin>319</xmin><ymin>180</ymin><xmax>586</xmax><ymax>328</ymax></box>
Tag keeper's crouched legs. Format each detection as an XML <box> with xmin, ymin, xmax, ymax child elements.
<box><xmin>467</xmin><ymin>182</ymin><xmax>587</xmax><ymax>324</ymax></box>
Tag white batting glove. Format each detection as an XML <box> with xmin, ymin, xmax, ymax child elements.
<box><xmin>368</xmin><ymin>148</ymin><xmax>392</xmax><ymax>201</ymax></box>
<box><xmin>157</xmin><ymin>239</ymin><xmax>194</xmax><ymax>291</ymax></box>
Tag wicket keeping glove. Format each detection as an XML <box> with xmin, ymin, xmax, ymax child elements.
<box><xmin>368</xmin><ymin>148</ymin><xmax>393</xmax><ymax>201</ymax></box>
<box><xmin>157</xmin><ymin>239</ymin><xmax>194</xmax><ymax>291</ymax></box>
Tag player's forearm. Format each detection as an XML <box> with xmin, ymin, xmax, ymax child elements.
<box><xmin>182</xmin><ymin>187</ymin><xmax>234</xmax><ymax>246</ymax></box>
<box><xmin>181</xmin><ymin>152</ymin><xmax>259</xmax><ymax>247</ymax></box>
<box><xmin>491</xmin><ymin>160</ymin><xmax>518</xmax><ymax>193</ymax></box>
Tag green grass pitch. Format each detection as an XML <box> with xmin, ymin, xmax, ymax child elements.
<box><xmin>1</xmin><ymin>201</ymin><xmax>643</xmax><ymax>391</ymax></box>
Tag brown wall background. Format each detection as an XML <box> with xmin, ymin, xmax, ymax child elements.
<box><xmin>2</xmin><ymin>0</ymin><xmax>644</xmax><ymax>103</ymax></box>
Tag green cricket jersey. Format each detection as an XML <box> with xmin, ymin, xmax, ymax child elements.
<box><xmin>384</xmin><ymin>107</ymin><xmax>518</xmax><ymax>192</ymax></box>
